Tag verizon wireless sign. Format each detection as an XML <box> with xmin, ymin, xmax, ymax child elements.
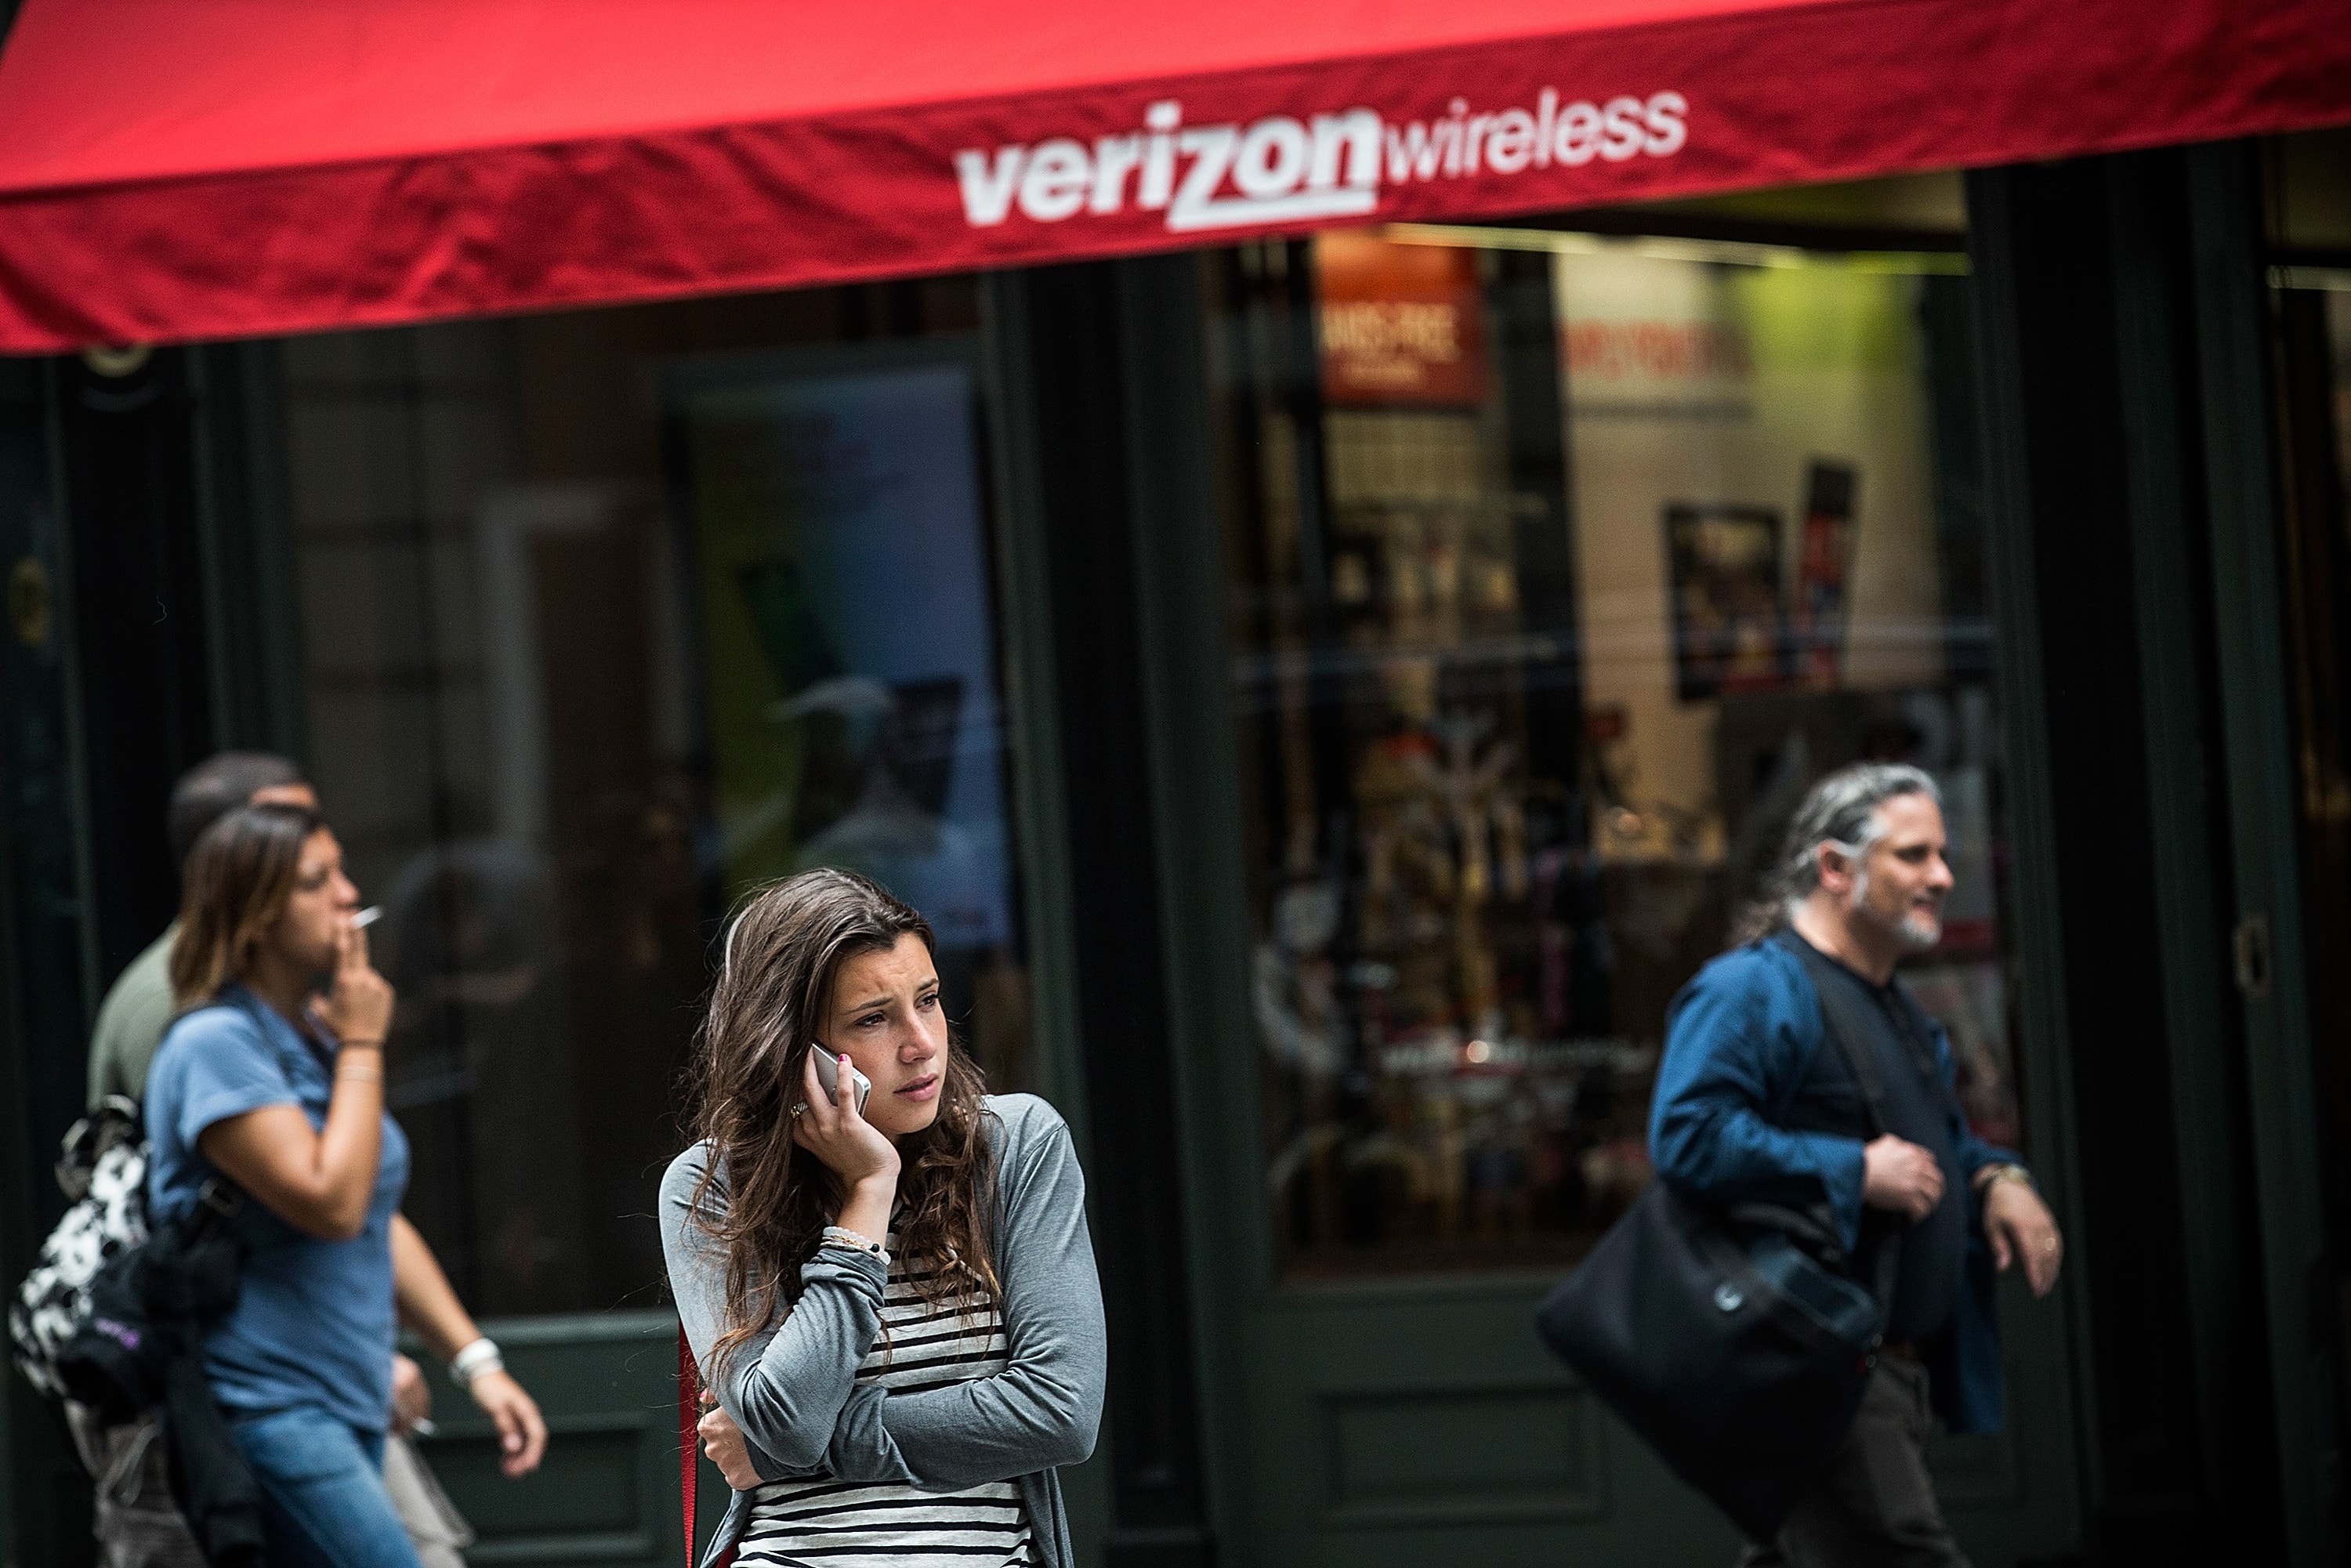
<box><xmin>9</xmin><ymin>0</ymin><xmax>2344</xmax><ymax>352</ymax></box>
<box><xmin>955</xmin><ymin>89</ymin><xmax>1689</xmax><ymax>234</ymax></box>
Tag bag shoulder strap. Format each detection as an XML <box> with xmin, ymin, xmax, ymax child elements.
<box><xmin>678</xmin><ymin>1327</ymin><xmax>736</xmax><ymax>1568</ymax></box>
<box><xmin>1773</xmin><ymin>930</ymin><xmax>1889</xmax><ymax>1140</ymax></box>
<box><xmin>1882</xmin><ymin>980</ymin><xmax>1947</xmax><ymax>1085</ymax></box>
<box><xmin>1773</xmin><ymin>930</ymin><xmax>1904</xmax><ymax>1310</ymax></box>
<box><xmin>679</xmin><ymin>1326</ymin><xmax>698</xmax><ymax>1568</ymax></box>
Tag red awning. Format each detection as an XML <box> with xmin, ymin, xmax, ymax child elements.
<box><xmin>0</xmin><ymin>0</ymin><xmax>2343</xmax><ymax>352</ymax></box>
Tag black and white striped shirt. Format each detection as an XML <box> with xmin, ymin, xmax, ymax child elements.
<box><xmin>733</xmin><ymin>1238</ymin><xmax>1033</xmax><ymax>1567</ymax></box>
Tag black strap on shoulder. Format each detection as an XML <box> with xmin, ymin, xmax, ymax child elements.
<box><xmin>1773</xmin><ymin>929</ymin><xmax>1904</xmax><ymax>1311</ymax></box>
<box><xmin>1774</xmin><ymin>929</ymin><xmax>1889</xmax><ymax>1139</ymax></box>
<box><xmin>1882</xmin><ymin>984</ymin><xmax>1945</xmax><ymax>1086</ymax></box>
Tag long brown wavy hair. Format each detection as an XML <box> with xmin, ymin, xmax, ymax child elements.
<box><xmin>683</xmin><ymin>869</ymin><xmax>998</xmax><ymax>1377</ymax></box>
<box><xmin>170</xmin><ymin>801</ymin><xmax>324</xmax><ymax>1009</ymax></box>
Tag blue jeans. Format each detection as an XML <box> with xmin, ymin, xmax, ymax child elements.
<box><xmin>230</xmin><ymin>1407</ymin><xmax>422</xmax><ymax>1568</ymax></box>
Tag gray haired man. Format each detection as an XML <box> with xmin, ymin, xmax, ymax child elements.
<box><xmin>1650</xmin><ymin>762</ymin><xmax>2063</xmax><ymax>1566</ymax></box>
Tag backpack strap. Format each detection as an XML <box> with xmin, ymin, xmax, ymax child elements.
<box><xmin>171</xmin><ymin>994</ymin><xmax>284</xmax><ymax>1226</ymax></box>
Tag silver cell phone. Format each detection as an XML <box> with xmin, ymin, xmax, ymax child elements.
<box><xmin>812</xmin><ymin>1049</ymin><xmax>872</xmax><ymax>1114</ymax></box>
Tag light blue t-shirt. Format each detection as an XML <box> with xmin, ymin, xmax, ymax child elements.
<box><xmin>143</xmin><ymin>985</ymin><xmax>410</xmax><ymax>1433</ymax></box>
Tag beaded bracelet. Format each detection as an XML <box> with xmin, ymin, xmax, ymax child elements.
<box><xmin>821</xmin><ymin>1225</ymin><xmax>889</xmax><ymax>1269</ymax></box>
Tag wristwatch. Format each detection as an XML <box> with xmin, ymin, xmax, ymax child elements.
<box><xmin>1974</xmin><ymin>1161</ymin><xmax>2033</xmax><ymax>1194</ymax></box>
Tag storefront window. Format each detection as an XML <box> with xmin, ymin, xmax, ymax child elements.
<box><xmin>269</xmin><ymin>284</ymin><xmax>1032</xmax><ymax>1314</ymax></box>
<box><xmin>1208</xmin><ymin>221</ymin><xmax>2016</xmax><ymax>1278</ymax></box>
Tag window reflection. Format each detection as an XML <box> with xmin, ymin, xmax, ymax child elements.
<box><xmin>275</xmin><ymin>286</ymin><xmax>1031</xmax><ymax>1314</ymax></box>
<box><xmin>666</xmin><ymin>351</ymin><xmax>1034</xmax><ymax>1092</ymax></box>
<box><xmin>1209</xmin><ymin>227</ymin><xmax>2017</xmax><ymax>1278</ymax></box>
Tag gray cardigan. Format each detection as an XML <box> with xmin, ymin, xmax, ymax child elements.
<box><xmin>661</xmin><ymin>1093</ymin><xmax>1105</xmax><ymax>1568</ymax></box>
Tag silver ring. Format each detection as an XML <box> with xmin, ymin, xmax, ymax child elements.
<box><xmin>790</xmin><ymin>1103</ymin><xmax>806</xmax><ymax>1118</ymax></box>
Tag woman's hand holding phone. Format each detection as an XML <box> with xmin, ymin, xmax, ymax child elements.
<box><xmin>792</xmin><ymin>1051</ymin><xmax>899</xmax><ymax>1242</ymax></box>
<box><xmin>812</xmin><ymin>1048</ymin><xmax>871</xmax><ymax>1114</ymax></box>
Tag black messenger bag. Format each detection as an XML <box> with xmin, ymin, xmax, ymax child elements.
<box><xmin>1534</xmin><ymin>934</ymin><xmax>1903</xmax><ymax>1541</ymax></box>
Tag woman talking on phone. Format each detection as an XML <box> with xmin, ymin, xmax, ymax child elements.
<box><xmin>663</xmin><ymin>869</ymin><xmax>1104</xmax><ymax>1568</ymax></box>
<box><xmin>143</xmin><ymin>802</ymin><xmax>547</xmax><ymax>1567</ymax></box>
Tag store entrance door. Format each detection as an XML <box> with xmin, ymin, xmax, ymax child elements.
<box><xmin>2248</xmin><ymin>225</ymin><xmax>2351</xmax><ymax>1566</ymax></box>
<box><xmin>1135</xmin><ymin>228</ymin><xmax>2080</xmax><ymax>1566</ymax></box>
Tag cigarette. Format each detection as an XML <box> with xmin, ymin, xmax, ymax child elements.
<box><xmin>352</xmin><ymin>906</ymin><xmax>384</xmax><ymax>930</ymax></box>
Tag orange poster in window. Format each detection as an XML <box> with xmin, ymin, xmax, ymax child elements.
<box><xmin>1315</xmin><ymin>232</ymin><xmax>1488</xmax><ymax>408</ymax></box>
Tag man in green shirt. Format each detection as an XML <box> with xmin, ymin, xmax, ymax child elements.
<box><xmin>85</xmin><ymin>751</ymin><xmax>316</xmax><ymax>1107</ymax></box>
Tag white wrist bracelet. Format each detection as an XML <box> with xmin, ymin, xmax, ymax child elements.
<box><xmin>821</xmin><ymin>1225</ymin><xmax>890</xmax><ymax>1269</ymax></box>
<box><xmin>449</xmin><ymin>1337</ymin><xmax>503</xmax><ymax>1388</ymax></box>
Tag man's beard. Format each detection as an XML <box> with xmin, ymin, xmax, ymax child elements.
<box><xmin>1891</xmin><ymin>907</ymin><xmax>1942</xmax><ymax>952</ymax></box>
<box><xmin>1854</xmin><ymin>892</ymin><xmax>1942</xmax><ymax>954</ymax></box>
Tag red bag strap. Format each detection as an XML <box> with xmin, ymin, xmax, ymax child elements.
<box><xmin>679</xmin><ymin>1324</ymin><xmax>699</xmax><ymax>1568</ymax></box>
<box><xmin>679</xmin><ymin>1324</ymin><xmax>736</xmax><ymax>1568</ymax></box>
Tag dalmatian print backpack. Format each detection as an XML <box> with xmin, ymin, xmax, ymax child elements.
<box><xmin>10</xmin><ymin>1099</ymin><xmax>150</xmax><ymax>1400</ymax></box>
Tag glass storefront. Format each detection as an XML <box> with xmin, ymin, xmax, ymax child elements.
<box><xmin>14</xmin><ymin>138</ymin><xmax>2346</xmax><ymax>1566</ymax></box>
<box><xmin>263</xmin><ymin>283</ymin><xmax>1034</xmax><ymax>1315</ymax></box>
<box><xmin>1207</xmin><ymin>218</ymin><xmax>2021</xmax><ymax>1278</ymax></box>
